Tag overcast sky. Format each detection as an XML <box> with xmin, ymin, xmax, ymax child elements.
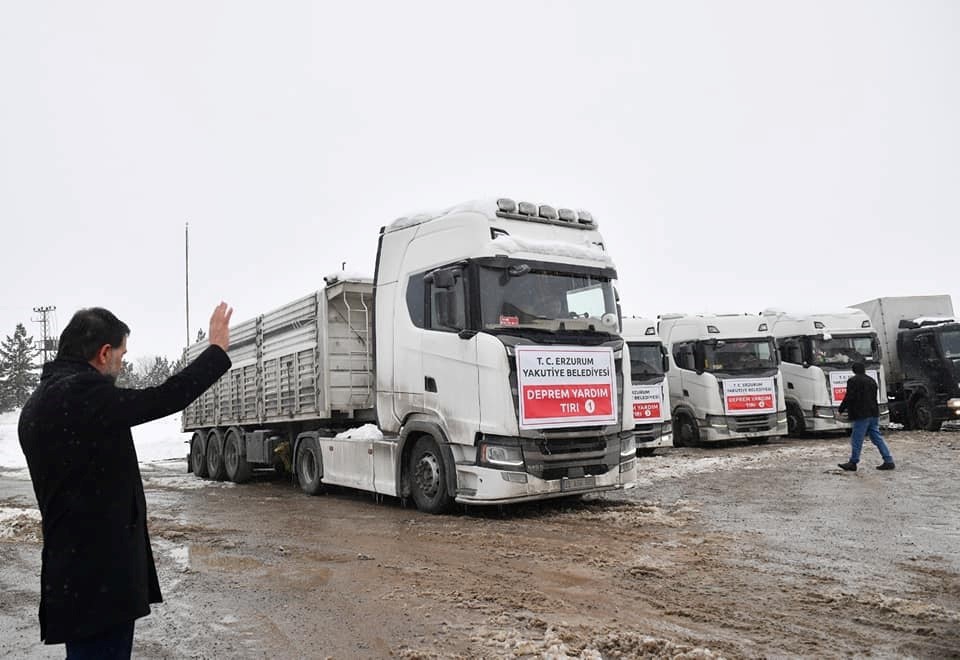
<box><xmin>1</xmin><ymin>1</ymin><xmax>956</xmax><ymax>362</ymax></box>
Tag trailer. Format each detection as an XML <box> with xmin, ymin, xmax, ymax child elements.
<box><xmin>183</xmin><ymin>198</ymin><xmax>637</xmax><ymax>512</ymax></box>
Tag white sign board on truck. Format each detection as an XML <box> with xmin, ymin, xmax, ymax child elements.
<box><xmin>829</xmin><ymin>370</ymin><xmax>882</xmax><ymax>405</ymax></box>
<box><xmin>516</xmin><ymin>346</ymin><xmax>617</xmax><ymax>429</ymax></box>
<box><xmin>722</xmin><ymin>378</ymin><xmax>775</xmax><ymax>415</ymax></box>
<box><xmin>632</xmin><ymin>383</ymin><xmax>665</xmax><ymax>422</ymax></box>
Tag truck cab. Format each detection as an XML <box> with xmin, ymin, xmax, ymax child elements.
<box><xmin>764</xmin><ymin>309</ymin><xmax>888</xmax><ymax>435</ymax></box>
<box><xmin>621</xmin><ymin>317</ymin><xmax>672</xmax><ymax>456</ymax></box>
<box><xmin>892</xmin><ymin>319</ymin><xmax>960</xmax><ymax>430</ymax></box>
<box><xmin>375</xmin><ymin>198</ymin><xmax>637</xmax><ymax>508</ymax></box>
<box><xmin>658</xmin><ymin>313</ymin><xmax>787</xmax><ymax>445</ymax></box>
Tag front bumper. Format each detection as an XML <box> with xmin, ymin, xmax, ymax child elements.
<box><xmin>634</xmin><ymin>422</ymin><xmax>674</xmax><ymax>449</ymax></box>
<box><xmin>699</xmin><ymin>413</ymin><xmax>788</xmax><ymax>442</ymax></box>
<box><xmin>453</xmin><ymin>461</ymin><xmax>636</xmax><ymax>505</ymax></box>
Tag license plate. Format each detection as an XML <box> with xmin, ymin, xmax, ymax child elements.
<box><xmin>561</xmin><ymin>476</ymin><xmax>596</xmax><ymax>492</ymax></box>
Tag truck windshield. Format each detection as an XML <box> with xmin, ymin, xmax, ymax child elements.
<box><xmin>628</xmin><ymin>342</ymin><xmax>664</xmax><ymax>377</ymax></box>
<box><xmin>810</xmin><ymin>334</ymin><xmax>878</xmax><ymax>366</ymax></box>
<box><xmin>477</xmin><ymin>263</ymin><xmax>618</xmax><ymax>334</ymax></box>
<box><xmin>939</xmin><ymin>330</ymin><xmax>960</xmax><ymax>359</ymax></box>
<box><xmin>703</xmin><ymin>339</ymin><xmax>777</xmax><ymax>372</ymax></box>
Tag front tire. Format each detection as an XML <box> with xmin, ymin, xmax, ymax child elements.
<box><xmin>911</xmin><ymin>396</ymin><xmax>942</xmax><ymax>432</ymax></box>
<box><xmin>190</xmin><ymin>431</ymin><xmax>209</xmax><ymax>478</ymax></box>
<box><xmin>408</xmin><ymin>436</ymin><xmax>454</xmax><ymax>514</ymax></box>
<box><xmin>224</xmin><ymin>427</ymin><xmax>253</xmax><ymax>484</ymax></box>
<box><xmin>205</xmin><ymin>428</ymin><xmax>227</xmax><ymax>481</ymax></box>
<box><xmin>673</xmin><ymin>414</ymin><xmax>699</xmax><ymax>448</ymax></box>
<box><xmin>295</xmin><ymin>438</ymin><xmax>324</xmax><ymax>495</ymax></box>
<box><xmin>786</xmin><ymin>404</ymin><xmax>805</xmax><ymax>436</ymax></box>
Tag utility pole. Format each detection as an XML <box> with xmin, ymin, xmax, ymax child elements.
<box><xmin>32</xmin><ymin>305</ymin><xmax>57</xmax><ymax>363</ymax></box>
<box><xmin>185</xmin><ymin>222</ymin><xmax>190</xmax><ymax>348</ymax></box>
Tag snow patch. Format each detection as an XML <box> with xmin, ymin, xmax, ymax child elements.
<box><xmin>491</xmin><ymin>234</ymin><xmax>613</xmax><ymax>267</ymax></box>
<box><xmin>0</xmin><ymin>408</ymin><xmax>192</xmax><ymax>469</ymax></box>
<box><xmin>335</xmin><ymin>424</ymin><xmax>384</xmax><ymax>441</ymax></box>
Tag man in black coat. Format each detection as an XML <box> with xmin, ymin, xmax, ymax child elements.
<box><xmin>18</xmin><ymin>302</ymin><xmax>233</xmax><ymax>658</ymax></box>
<box><xmin>837</xmin><ymin>361</ymin><xmax>895</xmax><ymax>472</ymax></box>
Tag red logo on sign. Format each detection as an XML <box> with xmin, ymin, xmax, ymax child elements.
<box><xmin>499</xmin><ymin>315</ymin><xmax>519</xmax><ymax>326</ymax></box>
<box><xmin>633</xmin><ymin>402</ymin><xmax>661</xmax><ymax>419</ymax></box>
<box><xmin>726</xmin><ymin>394</ymin><xmax>774</xmax><ymax>411</ymax></box>
<box><xmin>833</xmin><ymin>387</ymin><xmax>846</xmax><ymax>402</ymax></box>
<box><xmin>523</xmin><ymin>384</ymin><xmax>613</xmax><ymax>418</ymax></box>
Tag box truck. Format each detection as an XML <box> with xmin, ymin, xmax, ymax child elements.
<box><xmin>182</xmin><ymin>198</ymin><xmax>637</xmax><ymax>512</ymax></box>
<box><xmin>851</xmin><ymin>295</ymin><xmax>960</xmax><ymax>431</ymax></box>
<box><xmin>763</xmin><ymin>309</ymin><xmax>888</xmax><ymax>435</ymax></box>
<box><xmin>658</xmin><ymin>313</ymin><xmax>787</xmax><ymax>445</ymax></box>
<box><xmin>621</xmin><ymin>317</ymin><xmax>672</xmax><ymax>455</ymax></box>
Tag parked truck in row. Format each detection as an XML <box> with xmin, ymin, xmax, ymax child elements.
<box><xmin>851</xmin><ymin>295</ymin><xmax>960</xmax><ymax>431</ymax></box>
<box><xmin>182</xmin><ymin>198</ymin><xmax>638</xmax><ymax>512</ymax></box>
<box><xmin>621</xmin><ymin>317</ymin><xmax>672</xmax><ymax>455</ymax></box>
<box><xmin>658</xmin><ymin>313</ymin><xmax>787</xmax><ymax>445</ymax></box>
<box><xmin>764</xmin><ymin>309</ymin><xmax>888</xmax><ymax>435</ymax></box>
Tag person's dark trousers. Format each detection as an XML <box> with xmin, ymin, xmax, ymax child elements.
<box><xmin>65</xmin><ymin>620</ymin><xmax>135</xmax><ymax>660</ymax></box>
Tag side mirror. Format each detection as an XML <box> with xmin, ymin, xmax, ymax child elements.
<box><xmin>661</xmin><ymin>346</ymin><xmax>670</xmax><ymax>373</ymax></box>
<box><xmin>434</xmin><ymin>291</ymin><xmax>460</xmax><ymax>330</ymax></box>
<box><xmin>425</xmin><ymin>267</ymin><xmax>460</xmax><ymax>290</ymax></box>
<box><xmin>802</xmin><ymin>361</ymin><xmax>810</xmax><ymax>369</ymax></box>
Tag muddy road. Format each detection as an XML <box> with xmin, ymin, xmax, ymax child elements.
<box><xmin>2</xmin><ymin>430</ymin><xmax>959</xmax><ymax>659</ymax></box>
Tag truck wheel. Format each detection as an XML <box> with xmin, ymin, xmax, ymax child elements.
<box><xmin>224</xmin><ymin>427</ymin><xmax>253</xmax><ymax>484</ymax></box>
<box><xmin>673</xmin><ymin>414</ymin><xmax>699</xmax><ymax>448</ymax></box>
<box><xmin>409</xmin><ymin>436</ymin><xmax>454</xmax><ymax>514</ymax></box>
<box><xmin>786</xmin><ymin>404</ymin><xmax>805</xmax><ymax>436</ymax></box>
<box><xmin>205</xmin><ymin>428</ymin><xmax>227</xmax><ymax>481</ymax></box>
<box><xmin>911</xmin><ymin>397</ymin><xmax>942</xmax><ymax>432</ymax></box>
<box><xmin>190</xmin><ymin>431</ymin><xmax>209</xmax><ymax>478</ymax></box>
<box><xmin>295</xmin><ymin>438</ymin><xmax>324</xmax><ymax>495</ymax></box>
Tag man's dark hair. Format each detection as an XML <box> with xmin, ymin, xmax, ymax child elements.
<box><xmin>851</xmin><ymin>361</ymin><xmax>866</xmax><ymax>375</ymax></box>
<box><xmin>57</xmin><ymin>308</ymin><xmax>130</xmax><ymax>361</ymax></box>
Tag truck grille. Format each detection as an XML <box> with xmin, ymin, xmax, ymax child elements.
<box><xmin>728</xmin><ymin>413</ymin><xmax>776</xmax><ymax>433</ymax></box>
<box><xmin>520</xmin><ymin>435</ymin><xmax>618</xmax><ymax>481</ymax></box>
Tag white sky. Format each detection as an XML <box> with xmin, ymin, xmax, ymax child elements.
<box><xmin>1</xmin><ymin>1</ymin><xmax>957</xmax><ymax>362</ymax></box>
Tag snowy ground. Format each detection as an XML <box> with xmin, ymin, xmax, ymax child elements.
<box><xmin>0</xmin><ymin>409</ymin><xmax>190</xmax><ymax>471</ymax></box>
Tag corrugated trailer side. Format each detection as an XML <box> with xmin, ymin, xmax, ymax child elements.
<box><xmin>182</xmin><ymin>277</ymin><xmax>375</xmax><ymax>433</ymax></box>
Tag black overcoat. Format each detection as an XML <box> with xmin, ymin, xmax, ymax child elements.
<box><xmin>18</xmin><ymin>345</ymin><xmax>230</xmax><ymax>644</ymax></box>
<box><xmin>838</xmin><ymin>372</ymin><xmax>881</xmax><ymax>421</ymax></box>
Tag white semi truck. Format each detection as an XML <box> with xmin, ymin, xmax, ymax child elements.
<box><xmin>851</xmin><ymin>295</ymin><xmax>960</xmax><ymax>431</ymax></box>
<box><xmin>182</xmin><ymin>198</ymin><xmax>637</xmax><ymax>512</ymax></box>
<box><xmin>658</xmin><ymin>313</ymin><xmax>787</xmax><ymax>445</ymax></box>
<box><xmin>763</xmin><ymin>309</ymin><xmax>888</xmax><ymax>435</ymax></box>
<box><xmin>621</xmin><ymin>317</ymin><xmax>672</xmax><ymax>455</ymax></box>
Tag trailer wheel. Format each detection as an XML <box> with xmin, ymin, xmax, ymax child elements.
<box><xmin>295</xmin><ymin>438</ymin><xmax>324</xmax><ymax>495</ymax></box>
<box><xmin>409</xmin><ymin>436</ymin><xmax>454</xmax><ymax>514</ymax></box>
<box><xmin>205</xmin><ymin>428</ymin><xmax>227</xmax><ymax>481</ymax></box>
<box><xmin>190</xmin><ymin>431</ymin><xmax>209</xmax><ymax>478</ymax></box>
<box><xmin>786</xmin><ymin>404</ymin><xmax>805</xmax><ymax>436</ymax></box>
<box><xmin>911</xmin><ymin>396</ymin><xmax>942</xmax><ymax>432</ymax></box>
<box><xmin>673</xmin><ymin>414</ymin><xmax>699</xmax><ymax>448</ymax></box>
<box><xmin>224</xmin><ymin>427</ymin><xmax>253</xmax><ymax>484</ymax></box>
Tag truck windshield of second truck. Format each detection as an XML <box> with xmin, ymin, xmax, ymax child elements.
<box><xmin>810</xmin><ymin>335</ymin><xmax>878</xmax><ymax>366</ymax></box>
<box><xmin>478</xmin><ymin>265</ymin><xmax>618</xmax><ymax>334</ymax></box>
<box><xmin>704</xmin><ymin>339</ymin><xmax>777</xmax><ymax>372</ymax></box>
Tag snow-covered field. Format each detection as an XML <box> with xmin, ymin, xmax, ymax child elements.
<box><xmin>0</xmin><ymin>409</ymin><xmax>191</xmax><ymax>471</ymax></box>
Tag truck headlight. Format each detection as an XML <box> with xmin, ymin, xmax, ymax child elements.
<box><xmin>479</xmin><ymin>443</ymin><xmax>524</xmax><ymax>468</ymax></box>
<box><xmin>812</xmin><ymin>405</ymin><xmax>836</xmax><ymax>419</ymax></box>
<box><xmin>948</xmin><ymin>399</ymin><xmax>960</xmax><ymax>410</ymax></box>
<box><xmin>705</xmin><ymin>414</ymin><xmax>727</xmax><ymax>428</ymax></box>
<box><xmin>621</xmin><ymin>434</ymin><xmax>636</xmax><ymax>458</ymax></box>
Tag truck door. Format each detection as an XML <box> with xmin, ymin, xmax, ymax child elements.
<box><xmin>420</xmin><ymin>266</ymin><xmax>481</xmax><ymax>445</ymax></box>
